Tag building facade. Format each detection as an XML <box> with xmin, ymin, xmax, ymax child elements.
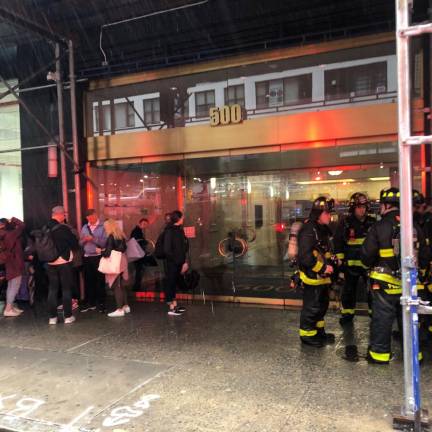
<box><xmin>83</xmin><ymin>32</ymin><xmax>426</xmax><ymax>303</ymax></box>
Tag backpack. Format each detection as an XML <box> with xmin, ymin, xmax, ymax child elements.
<box><xmin>31</xmin><ymin>224</ymin><xmax>62</xmax><ymax>263</ymax></box>
<box><xmin>154</xmin><ymin>229</ymin><xmax>166</xmax><ymax>259</ymax></box>
<box><xmin>0</xmin><ymin>235</ymin><xmax>9</xmax><ymax>265</ymax></box>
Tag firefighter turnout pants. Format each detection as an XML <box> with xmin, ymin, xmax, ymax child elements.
<box><xmin>369</xmin><ymin>282</ymin><xmax>402</xmax><ymax>363</ymax></box>
<box><xmin>299</xmin><ymin>283</ymin><xmax>330</xmax><ymax>339</ymax></box>
<box><xmin>341</xmin><ymin>270</ymin><xmax>371</xmax><ymax>317</ymax></box>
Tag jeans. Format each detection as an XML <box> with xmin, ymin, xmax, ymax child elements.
<box><xmin>7</xmin><ymin>275</ymin><xmax>22</xmax><ymax>305</ymax></box>
<box><xmin>47</xmin><ymin>263</ymin><xmax>73</xmax><ymax>319</ymax></box>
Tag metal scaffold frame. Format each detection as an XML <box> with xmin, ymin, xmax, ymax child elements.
<box><xmin>394</xmin><ymin>1</ymin><xmax>432</xmax><ymax>430</ymax></box>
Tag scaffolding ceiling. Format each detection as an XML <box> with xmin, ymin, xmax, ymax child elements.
<box><xmin>0</xmin><ymin>0</ymin><xmax>428</xmax><ymax>79</ymax></box>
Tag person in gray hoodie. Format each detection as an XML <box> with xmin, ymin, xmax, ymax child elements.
<box><xmin>80</xmin><ymin>209</ymin><xmax>107</xmax><ymax>312</ymax></box>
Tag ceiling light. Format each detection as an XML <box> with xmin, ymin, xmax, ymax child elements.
<box><xmin>328</xmin><ymin>170</ymin><xmax>343</xmax><ymax>176</ymax></box>
<box><xmin>369</xmin><ymin>177</ymin><xmax>390</xmax><ymax>181</ymax></box>
<box><xmin>296</xmin><ymin>179</ymin><xmax>355</xmax><ymax>185</ymax></box>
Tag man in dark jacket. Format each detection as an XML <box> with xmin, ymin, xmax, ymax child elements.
<box><xmin>298</xmin><ymin>197</ymin><xmax>336</xmax><ymax>347</ymax></box>
<box><xmin>163</xmin><ymin>210</ymin><xmax>188</xmax><ymax>315</ymax></box>
<box><xmin>130</xmin><ymin>218</ymin><xmax>149</xmax><ymax>292</ymax></box>
<box><xmin>46</xmin><ymin>206</ymin><xmax>79</xmax><ymax>325</ymax></box>
<box><xmin>334</xmin><ymin>193</ymin><xmax>375</xmax><ymax>325</ymax></box>
<box><xmin>361</xmin><ymin>188</ymin><xmax>429</xmax><ymax>364</ymax></box>
<box><xmin>0</xmin><ymin>217</ymin><xmax>25</xmax><ymax>317</ymax></box>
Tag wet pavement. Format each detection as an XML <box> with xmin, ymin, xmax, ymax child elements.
<box><xmin>0</xmin><ymin>298</ymin><xmax>430</xmax><ymax>432</ymax></box>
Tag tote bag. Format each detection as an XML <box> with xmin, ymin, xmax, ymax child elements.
<box><xmin>98</xmin><ymin>250</ymin><xmax>123</xmax><ymax>274</ymax></box>
<box><xmin>126</xmin><ymin>237</ymin><xmax>145</xmax><ymax>262</ymax></box>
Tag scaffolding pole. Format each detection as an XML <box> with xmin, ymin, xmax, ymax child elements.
<box><xmin>393</xmin><ymin>0</ymin><xmax>431</xmax><ymax>430</ymax></box>
<box><xmin>55</xmin><ymin>43</ymin><xmax>69</xmax><ymax>216</ymax></box>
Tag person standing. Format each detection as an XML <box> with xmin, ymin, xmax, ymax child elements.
<box><xmin>334</xmin><ymin>193</ymin><xmax>375</xmax><ymax>325</ymax></box>
<box><xmin>130</xmin><ymin>218</ymin><xmax>149</xmax><ymax>292</ymax></box>
<box><xmin>0</xmin><ymin>217</ymin><xmax>25</xmax><ymax>317</ymax></box>
<box><xmin>361</xmin><ymin>188</ymin><xmax>429</xmax><ymax>364</ymax></box>
<box><xmin>298</xmin><ymin>197</ymin><xmax>336</xmax><ymax>347</ymax></box>
<box><xmin>80</xmin><ymin>209</ymin><xmax>107</xmax><ymax>312</ymax></box>
<box><xmin>163</xmin><ymin>210</ymin><xmax>189</xmax><ymax>315</ymax></box>
<box><xmin>100</xmin><ymin>219</ymin><xmax>129</xmax><ymax>317</ymax></box>
<box><xmin>46</xmin><ymin>206</ymin><xmax>79</xmax><ymax>325</ymax></box>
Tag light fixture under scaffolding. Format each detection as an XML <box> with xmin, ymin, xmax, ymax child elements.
<box><xmin>296</xmin><ymin>179</ymin><xmax>355</xmax><ymax>185</ymax></box>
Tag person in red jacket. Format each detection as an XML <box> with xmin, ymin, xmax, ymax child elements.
<box><xmin>0</xmin><ymin>217</ymin><xmax>25</xmax><ymax>317</ymax></box>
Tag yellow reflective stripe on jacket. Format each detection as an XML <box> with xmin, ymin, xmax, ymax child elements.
<box><xmin>299</xmin><ymin>329</ymin><xmax>317</xmax><ymax>337</ymax></box>
<box><xmin>324</xmin><ymin>252</ymin><xmax>332</xmax><ymax>259</ymax></box>
<box><xmin>316</xmin><ymin>320</ymin><xmax>325</xmax><ymax>328</ymax></box>
<box><xmin>428</xmin><ymin>284</ymin><xmax>432</xmax><ymax>293</ymax></box>
<box><xmin>347</xmin><ymin>260</ymin><xmax>368</xmax><ymax>268</ymax></box>
<box><xmin>379</xmin><ymin>248</ymin><xmax>395</xmax><ymax>258</ymax></box>
<box><xmin>312</xmin><ymin>259</ymin><xmax>324</xmax><ymax>273</ymax></box>
<box><xmin>370</xmin><ymin>271</ymin><xmax>401</xmax><ymax>286</ymax></box>
<box><xmin>299</xmin><ymin>271</ymin><xmax>331</xmax><ymax>286</ymax></box>
<box><xmin>369</xmin><ymin>350</ymin><xmax>391</xmax><ymax>362</ymax></box>
<box><xmin>347</xmin><ymin>238</ymin><xmax>365</xmax><ymax>245</ymax></box>
<box><xmin>341</xmin><ymin>309</ymin><xmax>355</xmax><ymax>315</ymax></box>
<box><xmin>336</xmin><ymin>253</ymin><xmax>345</xmax><ymax>259</ymax></box>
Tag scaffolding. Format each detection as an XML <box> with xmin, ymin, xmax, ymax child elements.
<box><xmin>394</xmin><ymin>1</ymin><xmax>432</xmax><ymax>430</ymax></box>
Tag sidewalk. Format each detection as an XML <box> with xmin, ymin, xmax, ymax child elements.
<box><xmin>0</xmin><ymin>301</ymin><xmax>430</xmax><ymax>432</ymax></box>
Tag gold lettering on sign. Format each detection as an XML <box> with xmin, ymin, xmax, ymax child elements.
<box><xmin>209</xmin><ymin>104</ymin><xmax>243</xmax><ymax>126</ymax></box>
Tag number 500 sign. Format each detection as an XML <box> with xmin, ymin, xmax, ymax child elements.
<box><xmin>209</xmin><ymin>104</ymin><xmax>243</xmax><ymax>126</ymax></box>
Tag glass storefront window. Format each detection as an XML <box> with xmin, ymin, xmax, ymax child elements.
<box><xmin>89</xmin><ymin>142</ymin><xmax>420</xmax><ymax>301</ymax></box>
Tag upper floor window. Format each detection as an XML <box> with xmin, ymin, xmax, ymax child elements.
<box><xmin>255</xmin><ymin>74</ymin><xmax>312</xmax><ymax>109</ymax></box>
<box><xmin>195</xmin><ymin>90</ymin><xmax>215</xmax><ymax>117</ymax></box>
<box><xmin>115</xmin><ymin>102</ymin><xmax>135</xmax><ymax>129</ymax></box>
<box><xmin>224</xmin><ymin>85</ymin><xmax>245</xmax><ymax>106</ymax></box>
<box><xmin>144</xmin><ymin>98</ymin><xmax>160</xmax><ymax>125</ymax></box>
<box><xmin>93</xmin><ymin>104</ymin><xmax>111</xmax><ymax>133</ymax></box>
<box><xmin>325</xmin><ymin>61</ymin><xmax>387</xmax><ymax>100</ymax></box>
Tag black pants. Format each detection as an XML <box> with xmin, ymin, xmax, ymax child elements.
<box><xmin>341</xmin><ymin>270</ymin><xmax>371</xmax><ymax>316</ymax></box>
<box><xmin>47</xmin><ymin>263</ymin><xmax>73</xmax><ymax>319</ymax></box>
<box><xmin>164</xmin><ymin>261</ymin><xmax>186</xmax><ymax>303</ymax></box>
<box><xmin>113</xmin><ymin>275</ymin><xmax>128</xmax><ymax>308</ymax></box>
<box><xmin>83</xmin><ymin>256</ymin><xmax>106</xmax><ymax>307</ymax></box>
<box><xmin>133</xmin><ymin>258</ymin><xmax>145</xmax><ymax>291</ymax></box>
<box><xmin>299</xmin><ymin>283</ymin><xmax>330</xmax><ymax>337</ymax></box>
<box><xmin>369</xmin><ymin>285</ymin><xmax>401</xmax><ymax>361</ymax></box>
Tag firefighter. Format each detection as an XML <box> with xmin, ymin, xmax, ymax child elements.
<box><xmin>334</xmin><ymin>193</ymin><xmax>375</xmax><ymax>325</ymax></box>
<box><xmin>412</xmin><ymin>190</ymin><xmax>432</xmax><ymax>340</ymax></box>
<box><xmin>361</xmin><ymin>188</ymin><xmax>428</xmax><ymax>364</ymax></box>
<box><xmin>298</xmin><ymin>196</ymin><xmax>336</xmax><ymax>348</ymax></box>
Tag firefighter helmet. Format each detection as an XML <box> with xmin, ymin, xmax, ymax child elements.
<box><xmin>380</xmin><ymin>187</ymin><xmax>400</xmax><ymax>205</ymax></box>
<box><xmin>311</xmin><ymin>196</ymin><xmax>334</xmax><ymax>213</ymax></box>
<box><xmin>413</xmin><ymin>189</ymin><xmax>425</xmax><ymax>206</ymax></box>
<box><xmin>349</xmin><ymin>192</ymin><xmax>369</xmax><ymax>212</ymax></box>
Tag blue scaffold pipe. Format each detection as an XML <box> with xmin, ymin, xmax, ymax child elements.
<box><xmin>409</xmin><ymin>267</ymin><xmax>421</xmax><ymax>413</ymax></box>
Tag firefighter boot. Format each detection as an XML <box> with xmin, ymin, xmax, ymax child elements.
<box><xmin>300</xmin><ymin>335</ymin><xmax>324</xmax><ymax>348</ymax></box>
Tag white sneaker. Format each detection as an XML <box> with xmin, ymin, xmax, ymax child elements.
<box><xmin>108</xmin><ymin>309</ymin><xmax>125</xmax><ymax>317</ymax></box>
<box><xmin>49</xmin><ymin>317</ymin><xmax>58</xmax><ymax>325</ymax></box>
<box><xmin>4</xmin><ymin>309</ymin><xmax>20</xmax><ymax>317</ymax></box>
<box><xmin>64</xmin><ymin>316</ymin><xmax>76</xmax><ymax>324</ymax></box>
<box><xmin>122</xmin><ymin>305</ymin><xmax>131</xmax><ymax>314</ymax></box>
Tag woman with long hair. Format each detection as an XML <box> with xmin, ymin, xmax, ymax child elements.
<box><xmin>99</xmin><ymin>219</ymin><xmax>129</xmax><ymax>317</ymax></box>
